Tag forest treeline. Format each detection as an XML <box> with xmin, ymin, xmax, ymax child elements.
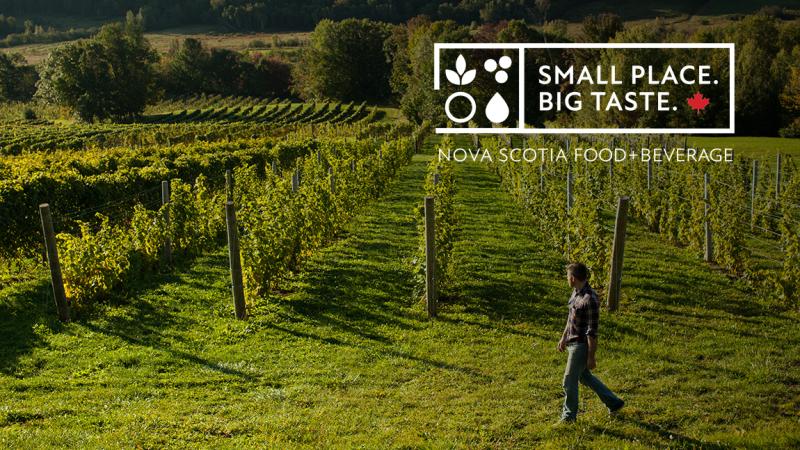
<box><xmin>0</xmin><ymin>1</ymin><xmax>649</xmax><ymax>32</ymax></box>
<box><xmin>1</xmin><ymin>11</ymin><xmax>798</xmax><ymax>135</ymax></box>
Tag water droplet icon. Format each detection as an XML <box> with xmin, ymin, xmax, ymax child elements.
<box><xmin>485</xmin><ymin>92</ymin><xmax>509</xmax><ymax>124</ymax></box>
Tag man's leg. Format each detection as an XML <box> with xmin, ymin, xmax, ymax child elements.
<box><xmin>579</xmin><ymin>369</ymin><xmax>623</xmax><ymax>410</ymax></box>
<box><xmin>561</xmin><ymin>342</ymin><xmax>587</xmax><ymax>421</ymax></box>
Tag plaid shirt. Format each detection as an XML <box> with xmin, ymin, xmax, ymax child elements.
<box><xmin>564</xmin><ymin>283</ymin><xmax>599</xmax><ymax>343</ymax></box>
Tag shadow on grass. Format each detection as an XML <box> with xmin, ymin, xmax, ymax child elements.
<box><xmin>624</xmin><ymin>226</ymin><xmax>767</xmax><ymax>319</ymax></box>
<box><xmin>78</xmin><ymin>252</ymin><xmax>259</xmax><ymax>381</ymax></box>
<box><xmin>599</xmin><ymin>415</ymin><xmax>734</xmax><ymax>449</ymax></box>
<box><xmin>0</xmin><ymin>278</ymin><xmax>59</xmax><ymax>375</ymax></box>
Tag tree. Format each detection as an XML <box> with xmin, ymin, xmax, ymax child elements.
<box><xmin>36</xmin><ymin>15</ymin><xmax>158</xmax><ymax>122</ymax></box>
<box><xmin>582</xmin><ymin>13</ymin><xmax>623</xmax><ymax>43</ymax></box>
<box><xmin>160</xmin><ymin>38</ymin><xmax>210</xmax><ymax>95</ymax></box>
<box><xmin>159</xmin><ymin>38</ymin><xmax>292</xmax><ymax>98</ymax></box>
<box><xmin>0</xmin><ymin>52</ymin><xmax>37</xmax><ymax>101</ymax></box>
<box><xmin>393</xmin><ymin>19</ymin><xmax>471</xmax><ymax>125</ymax></box>
<box><xmin>295</xmin><ymin>18</ymin><xmax>392</xmax><ymax>102</ymax></box>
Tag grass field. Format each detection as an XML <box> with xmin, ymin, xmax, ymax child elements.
<box><xmin>688</xmin><ymin>136</ymin><xmax>800</xmax><ymax>157</ymax></box>
<box><xmin>1</xmin><ymin>137</ymin><xmax>798</xmax><ymax>448</ymax></box>
<box><xmin>1</xmin><ymin>26</ymin><xmax>310</xmax><ymax>65</ymax></box>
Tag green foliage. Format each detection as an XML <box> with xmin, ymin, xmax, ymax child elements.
<box><xmin>57</xmin><ymin>178</ymin><xmax>223</xmax><ymax>307</ymax></box>
<box><xmin>582</xmin><ymin>13</ymin><xmax>624</xmax><ymax>43</ymax></box>
<box><xmin>296</xmin><ymin>19</ymin><xmax>393</xmax><ymax>102</ymax></box>
<box><xmin>489</xmin><ymin>136</ymin><xmax>612</xmax><ymax>289</ymax></box>
<box><xmin>496</xmin><ymin>134</ymin><xmax>798</xmax><ymax>309</ymax></box>
<box><xmin>412</xmin><ymin>137</ymin><xmax>458</xmax><ymax>299</ymax></box>
<box><xmin>159</xmin><ymin>38</ymin><xmax>292</xmax><ymax>98</ymax></box>
<box><xmin>35</xmin><ymin>16</ymin><xmax>158</xmax><ymax>122</ymax></box>
<box><xmin>237</xmin><ymin>134</ymin><xmax>415</xmax><ymax>301</ymax></box>
<box><xmin>0</xmin><ymin>52</ymin><xmax>37</xmax><ymax>101</ymax></box>
<box><xmin>394</xmin><ymin>19</ymin><xmax>471</xmax><ymax>125</ymax></box>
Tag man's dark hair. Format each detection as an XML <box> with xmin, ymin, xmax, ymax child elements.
<box><xmin>566</xmin><ymin>262</ymin><xmax>589</xmax><ymax>281</ymax></box>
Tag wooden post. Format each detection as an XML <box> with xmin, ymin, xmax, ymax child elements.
<box><xmin>424</xmin><ymin>196</ymin><xmax>437</xmax><ymax>317</ymax></box>
<box><xmin>225</xmin><ymin>169</ymin><xmax>233</xmax><ymax>203</ymax></box>
<box><xmin>566</xmin><ymin>167</ymin><xmax>573</xmax><ymax>213</ymax></box>
<box><xmin>751</xmin><ymin>160</ymin><xmax>758</xmax><ymax>231</ymax></box>
<box><xmin>378</xmin><ymin>147</ymin><xmax>382</xmax><ymax>159</ymax></box>
<box><xmin>271</xmin><ymin>160</ymin><xmax>277</xmax><ymax>175</ymax></box>
<box><xmin>351</xmin><ymin>160</ymin><xmax>356</xmax><ymax>172</ymax></box>
<box><xmin>317</xmin><ymin>151</ymin><xmax>322</xmax><ymax>163</ymax></box>
<box><xmin>539</xmin><ymin>161</ymin><xmax>544</xmax><ymax>191</ymax></box>
<box><xmin>433</xmin><ymin>173</ymin><xmax>440</xmax><ymax>186</ymax></box>
<box><xmin>161</xmin><ymin>180</ymin><xmax>172</xmax><ymax>266</ymax></box>
<box><xmin>607</xmin><ymin>196</ymin><xmax>629</xmax><ymax>312</ymax></box>
<box><xmin>292</xmin><ymin>169</ymin><xmax>300</xmax><ymax>192</ymax></box>
<box><xmin>776</xmin><ymin>153</ymin><xmax>782</xmax><ymax>200</ymax></box>
<box><xmin>39</xmin><ymin>204</ymin><xmax>69</xmax><ymax>322</ymax></box>
<box><xmin>704</xmin><ymin>172</ymin><xmax>714</xmax><ymax>262</ymax></box>
<box><xmin>225</xmin><ymin>201</ymin><xmax>246</xmax><ymax>320</ymax></box>
<box><xmin>609</xmin><ymin>138</ymin><xmax>615</xmax><ymax>179</ymax></box>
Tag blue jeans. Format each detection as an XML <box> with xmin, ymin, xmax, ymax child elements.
<box><xmin>561</xmin><ymin>341</ymin><xmax>622</xmax><ymax>421</ymax></box>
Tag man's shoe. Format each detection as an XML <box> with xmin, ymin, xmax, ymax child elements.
<box><xmin>552</xmin><ymin>418</ymin><xmax>576</xmax><ymax>428</ymax></box>
<box><xmin>609</xmin><ymin>400</ymin><xmax>625</xmax><ymax>415</ymax></box>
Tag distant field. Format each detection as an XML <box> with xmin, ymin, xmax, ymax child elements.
<box><xmin>0</xmin><ymin>26</ymin><xmax>310</xmax><ymax>65</ymax></box>
<box><xmin>688</xmin><ymin>136</ymin><xmax>800</xmax><ymax>158</ymax></box>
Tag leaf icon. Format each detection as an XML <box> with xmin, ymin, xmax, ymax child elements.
<box><xmin>456</xmin><ymin>54</ymin><xmax>466</xmax><ymax>75</ymax></box>
<box><xmin>461</xmin><ymin>69</ymin><xmax>476</xmax><ymax>85</ymax></box>
<box><xmin>446</xmin><ymin>70</ymin><xmax>461</xmax><ymax>85</ymax></box>
<box><xmin>687</xmin><ymin>92</ymin><xmax>710</xmax><ymax>113</ymax></box>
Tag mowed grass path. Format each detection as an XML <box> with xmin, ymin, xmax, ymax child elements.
<box><xmin>1</xmin><ymin>138</ymin><xmax>799</xmax><ymax>448</ymax></box>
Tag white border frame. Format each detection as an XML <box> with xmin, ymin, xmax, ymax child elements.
<box><xmin>433</xmin><ymin>43</ymin><xmax>735</xmax><ymax>134</ymax></box>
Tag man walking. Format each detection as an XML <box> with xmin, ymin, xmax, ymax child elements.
<box><xmin>557</xmin><ymin>262</ymin><xmax>624</xmax><ymax>423</ymax></box>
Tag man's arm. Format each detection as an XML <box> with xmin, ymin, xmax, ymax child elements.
<box><xmin>586</xmin><ymin>336</ymin><xmax>597</xmax><ymax>369</ymax></box>
<box><xmin>585</xmin><ymin>295</ymin><xmax>600</xmax><ymax>369</ymax></box>
<box><xmin>557</xmin><ymin>313</ymin><xmax>571</xmax><ymax>351</ymax></box>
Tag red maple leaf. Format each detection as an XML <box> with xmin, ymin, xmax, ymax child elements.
<box><xmin>687</xmin><ymin>92</ymin><xmax>710</xmax><ymax>113</ymax></box>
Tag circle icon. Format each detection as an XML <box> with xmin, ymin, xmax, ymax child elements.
<box><xmin>495</xmin><ymin>71</ymin><xmax>508</xmax><ymax>83</ymax></box>
<box><xmin>484</xmin><ymin>59</ymin><xmax>498</xmax><ymax>72</ymax></box>
<box><xmin>445</xmin><ymin>92</ymin><xmax>476</xmax><ymax>124</ymax></box>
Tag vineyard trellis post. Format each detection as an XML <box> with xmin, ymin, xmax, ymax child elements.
<box><xmin>350</xmin><ymin>160</ymin><xmax>356</xmax><ymax>173</ymax></box>
<box><xmin>162</xmin><ymin>180</ymin><xmax>172</xmax><ymax>266</ymax></box>
<box><xmin>225</xmin><ymin>201</ymin><xmax>247</xmax><ymax>320</ymax></box>
<box><xmin>751</xmin><ymin>160</ymin><xmax>759</xmax><ymax>231</ymax></box>
<box><xmin>329</xmin><ymin>167</ymin><xmax>335</xmax><ymax>194</ymax></box>
<box><xmin>776</xmin><ymin>153</ymin><xmax>782</xmax><ymax>200</ymax></box>
<box><xmin>704</xmin><ymin>172</ymin><xmax>714</xmax><ymax>262</ymax></box>
<box><xmin>292</xmin><ymin>168</ymin><xmax>300</xmax><ymax>192</ymax></box>
<box><xmin>424</xmin><ymin>196</ymin><xmax>437</xmax><ymax>318</ymax></box>
<box><xmin>39</xmin><ymin>204</ymin><xmax>69</xmax><ymax>322</ymax></box>
<box><xmin>225</xmin><ymin>169</ymin><xmax>233</xmax><ymax>203</ymax></box>
<box><xmin>433</xmin><ymin>173</ymin><xmax>440</xmax><ymax>186</ymax></box>
<box><xmin>566</xmin><ymin>167</ymin><xmax>573</xmax><ymax>213</ymax></box>
<box><xmin>539</xmin><ymin>160</ymin><xmax>544</xmax><ymax>191</ymax></box>
<box><xmin>609</xmin><ymin>138</ymin><xmax>615</xmax><ymax>180</ymax></box>
<box><xmin>607</xmin><ymin>196</ymin><xmax>629</xmax><ymax>312</ymax></box>
<box><xmin>271</xmin><ymin>160</ymin><xmax>277</xmax><ymax>175</ymax></box>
